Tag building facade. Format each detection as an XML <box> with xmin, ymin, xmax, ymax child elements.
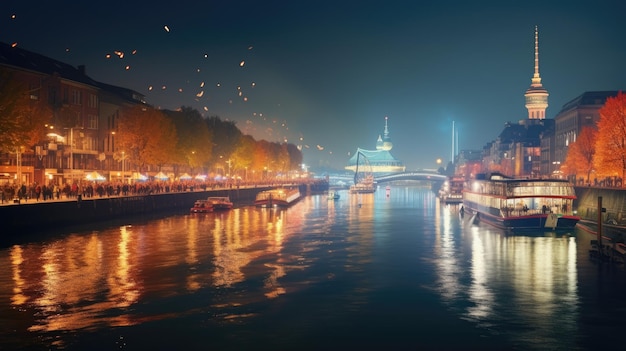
<box><xmin>553</xmin><ymin>91</ymin><xmax>621</xmax><ymax>169</ymax></box>
<box><xmin>0</xmin><ymin>41</ymin><xmax>145</xmax><ymax>186</ymax></box>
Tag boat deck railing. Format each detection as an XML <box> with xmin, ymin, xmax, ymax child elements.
<box><xmin>500</xmin><ymin>207</ymin><xmax>574</xmax><ymax>218</ymax></box>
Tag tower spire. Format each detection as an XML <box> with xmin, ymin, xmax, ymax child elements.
<box><xmin>383</xmin><ymin>116</ymin><xmax>389</xmax><ymax>139</ymax></box>
<box><xmin>380</xmin><ymin>116</ymin><xmax>393</xmax><ymax>151</ymax></box>
<box><xmin>531</xmin><ymin>25</ymin><xmax>542</xmax><ymax>87</ymax></box>
<box><xmin>524</xmin><ymin>26</ymin><xmax>549</xmax><ymax>119</ymax></box>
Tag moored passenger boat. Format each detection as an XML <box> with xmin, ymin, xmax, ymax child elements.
<box><xmin>439</xmin><ymin>176</ymin><xmax>464</xmax><ymax>204</ymax></box>
<box><xmin>190</xmin><ymin>199</ymin><xmax>213</xmax><ymax>213</ymax></box>
<box><xmin>254</xmin><ymin>188</ymin><xmax>301</xmax><ymax>208</ymax></box>
<box><xmin>462</xmin><ymin>173</ymin><xmax>580</xmax><ymax>231</ymax></box>
<box><xmin>207</xmin><ymin>196</ymin><xmax>233</xmax><ymax>210</ymax></box>
<box><xmin>349</xmin><ymin>175</ymin><xmax>376</xmax><ymax>194</ymax></box>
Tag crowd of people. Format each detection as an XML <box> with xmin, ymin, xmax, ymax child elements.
<box><xmin>0</xmin><ymin>177</ymin><xmax>329</xmax><ymax>204</ymax></box>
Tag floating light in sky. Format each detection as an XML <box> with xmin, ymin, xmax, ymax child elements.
<box><xmin>200</xmin><ymin>82</ymin><xmax>205</xmax><ymax>88</ymax></box>
<box><xmin>11</xmin><ymin>42</ymin><xmax>17</xmax><ymax>47</ymax></box>
<box><xmin>161</xmin><ymin>85</ymin><xmax>167</xmax><ymax>90</ymax></box>
<box><xmin>317</xmin><ymin>145</ymin><xmax>324</xmax><ymax>150</ymax></box>
<box><xmin>65</xmin><ymin>48</ymin><xmax>70</xmax><ymax>52</ymax></box>
<box><xmin>125</xmin><ymin>65</ymin><xmax>130</xmax><ymax>70</ymax></box>
<box><xmin>239</xmin><ymin>60</ymin><xmax>245</xmax><ymax>67</ymax></box>
<box><xmin>114</xmin><ymin>50</ymin><xmax>124</xmax><ymax>59</ymax></box>
<box><xmin>251</xmin><ymin>82</ymin><xmax>256</xmax><ymax>87</ymax></box>
<box><xmin>164</xmin><ymin>25</ymin><xmax>170</xmax><ymax>32</ymax></box>
<box><xmin>105</xmin><ymin>53</ymin><xmax>111</xmax><ymax>59</ymax></box>
<box><xmin>132</xmin><ymin>49</ymin><xmax>137</xmax><ymax>55</ymax></box>
<box><xmin>248</xmin><ymin>46</ymin><xmax>253</xmax><ymax>50</ymax></box>
<box><xmin>216</xmin><ymin>83</ymin><xmax>221</xmax><ymax>87</ymax></box>
<box><xmin>203</xmin><ymin>106</ymin><xmax>208</xmax><ymax>111</ymax></box>
<box><xmin>204</xmin><ymin>54</ymin><xmax>208</xmax><ymax>58</ymax></box>
<box><xmin>11</xmin><ymin>14</ymin><xmax>16</xmax><ymax>19</ymax></box>
<box><xmin>196</xmin><ymin>91</ymin><xmax>204</xmax><ymax>98</ymax></box>
<box><xmin>148</xmin><ymin>86</ymin><xmax>153</xmax><ymax>91</ymax></box>
<box><xmin>243</xmin><ymin>97</ymin><xmax>248</xmax><ymax>102</ymax></box>
<box><xmin>178</xmin><ymin>88</ymin><xmax>183</xmax><ymax>93</ymax></box>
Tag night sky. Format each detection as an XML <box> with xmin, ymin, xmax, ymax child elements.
<box><xmin>2</xmin><ymin>0</ymin><xmax>626</xmax><ymax>171</ymax></box>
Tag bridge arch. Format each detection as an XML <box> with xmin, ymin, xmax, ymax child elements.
<box><xmin>374</xmin><ymin>172</ymin><xmax>448</xmax><ymax>184</ymax></box>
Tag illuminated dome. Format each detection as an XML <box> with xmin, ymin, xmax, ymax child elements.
<box><xmin>346</xmin><ymin>117</ymin><xmax>404</xmax><ymax>174</ymax></box>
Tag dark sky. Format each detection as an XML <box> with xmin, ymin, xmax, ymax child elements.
<box><xmin>3</xmin><ymin>0</ymin><xmax>626</xmax><ymax>170</ymax></box>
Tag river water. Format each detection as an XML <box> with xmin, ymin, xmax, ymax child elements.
<box><xmin>1</xmin><ymin>185</ymin><xmax>626</xmax><ymax>350</ymax></box>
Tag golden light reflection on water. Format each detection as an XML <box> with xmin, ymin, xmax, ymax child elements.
<box><xmin>3</xmin><ymin>201</ymin><xmax>323</xmax><ymax>335</ymax></box>
<box><xmin>433</xmin><ymin>201</ymin><xmax>463</xmax><ymax>303</ymax></box>
<box><xmin>10</xmin><ymin>245</ymin><xmax>27</xmax><ymax>306</ymax></box>
<box><xmin>434</xmin><ymin>203</ymin><xmax>578</xmax><ymax>342</ymax></box>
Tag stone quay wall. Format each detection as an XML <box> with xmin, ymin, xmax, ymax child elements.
<box><xmin>2</xmin><ymin>187</ymin><xmax>268</xmax><ymax>235</ymax></box>
<box><xmin>574</xmin><ymin>186</ymin><xmax>626</xmax><ymax>224</ymax></box>
<box><xmin>1</xmin><ymin>182</ymin><xmax>329</xmax><ymax>239</ymax></box>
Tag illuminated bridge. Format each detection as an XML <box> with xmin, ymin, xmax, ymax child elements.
<box><xmin>375</xmin><ymin>171</ymin><xmax>447</xmax><ymax>184</ymax></box>
<box><xmin>328</xmin><ymin>171</ymin><xmax>447</xmax><ymax>185</ymax></box>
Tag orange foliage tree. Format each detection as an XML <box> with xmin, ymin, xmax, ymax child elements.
<box><xmin>563</xmin><ymin>126</ymin><xmax>596</xmax><ymax>184</ymax></box>
<box><xmin>116</xmin><ymin>105</ymin><xmax>178</xmax><ymax>171</ymax></box>
<box><xmin>0</xmin><ymin>69</ymin><xmax>52</xmax><ymax>152</ymax></box>
<box><xmin>595</xmin><ymin>91</ymin><xmax>626</xmax><ymax>185</ymax></box>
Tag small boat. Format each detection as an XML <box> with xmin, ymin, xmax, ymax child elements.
<box><xmin>255</xmin><ymin>188</ymin><xmax>301</xmax><ymax>208</ymax></box>
<box><xmin>462</xmin><ymin>172</ymin><xmax>580</xmax><ymax>231</ymax></box>
<box><xmin>349</xmin><ymin>182</ymin><xmax>376</xmax><ymax>194</ymax></box>
<box><xmin>328</xmin><ymin>190</ymin><xmax>340</xmax><ymax>200</ymax></box>
<box><xmin>349</xmin><ymin>175</ymin><xmax>376</xmax><ymax>194</ymax></box>
<box><xmin>439</xmin><ymin>176</ymin><xmax>464</xmax><ymax>204</ymax></box>
<box><xmin>207</xmin><ymin>196</ymin><xmax>233</xmax><ymax>210</ymax></box>
<box><xmin>190</xmin><ymin>199</ymin><xmax>213</xmax><ymax>213</ymax></box>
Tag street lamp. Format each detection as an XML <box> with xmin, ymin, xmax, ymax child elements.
<box><xmin>121</xmin><ymin>151</ymin><xmax>125</xmax><ymax>183</ymax></box>
<box><xmin>62</xmin><ymin>127</ymin><xmax>74</xmax><ymax>183</ymax></box>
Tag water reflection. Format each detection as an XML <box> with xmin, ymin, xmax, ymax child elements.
<box><xmin>0</xmin><ymin>186</ymin><xmax>617</xmax><ymax>350</ymax></box>
<box><xmin>1</xmin><ymin>200</ymin><xmax>322</xmax><ymax>336</ymax></box>
<box><xmin>434</xmin><ymin>203</ymin><xmax>579</xmax><ymax>348</ymax></box>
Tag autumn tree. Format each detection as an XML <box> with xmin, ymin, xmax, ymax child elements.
<box><xmin>595</xmin><ymin>91</ymin><xmax>626</xmax><ymax>184</ymax></box>
<box><xmin>563</xmin><ymin>126</ymin><xmax>596</xmax><ymax>183</ymax></box>
<box><xmin>206</xmin><ymin>116</ymin><xmax>242</xmax><ymax>162</ymax></box>
<box><xmin>252</xmin><ymin>140</ymin><xmax>271</xmax><ymax>178</ymax></box>
<box><xmin>230</xmin><ymin>135</ymin><xmax>255</xmax><ymax>178</ymax></box>
<box><xmin>163</xmin><ymin>107</ymin><xmax>212</xmax><ymax>172</ymax></box>
<box><xmin>286</xmin><ymin>143</ymin><xmax>303</xmax><ymax>171</ymax></box>
<box><xmin>116</xmin><ymin>105</ymin><xmax>178</xmax><ymax>171</ymax></box>
<box><xmin>0</xmin><ymin>68</ymin><xmax>52</xmax><ymax>153</ymax></box>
